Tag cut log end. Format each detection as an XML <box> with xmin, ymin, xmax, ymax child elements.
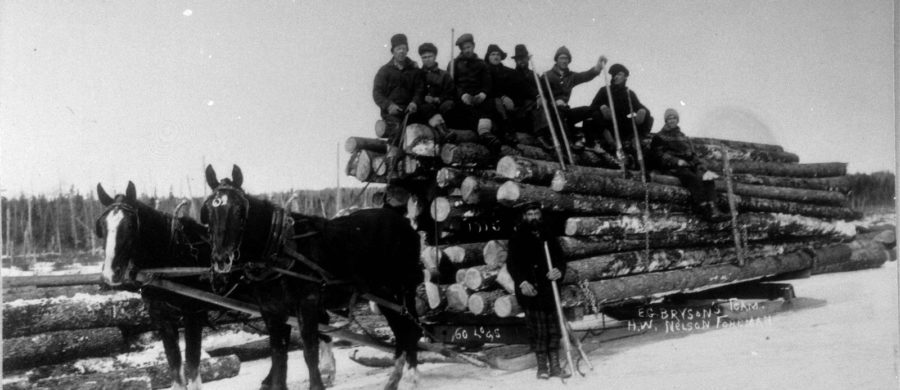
<box><xmin>493</xmin><ymin>295</ymin><xmax>521</xmax><ymax>318</ymax></box>
<box><xmin>496</xmin><ymin>181</ymin><xmax>521</xmax><ymax>205</ymax></box>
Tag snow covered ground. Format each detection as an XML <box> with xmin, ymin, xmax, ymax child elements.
<box><xmin>214</xmin><ymin>261</ymin><xmax>900</xmax><ymax>390</ymax></box>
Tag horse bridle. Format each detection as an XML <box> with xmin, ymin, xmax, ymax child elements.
<box><xmin>96</xmin><ymin>202</ymin><xmax>141</xmax><ymax>241</ymax></box>
<box><xmin>204</xmin><ymin>183</ymin><xmax>250</xmax><ymax>273</ymax></box>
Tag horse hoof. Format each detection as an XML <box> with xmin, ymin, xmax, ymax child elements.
<box><xmin>399</xmin><ymin>366</ymin><xmax>419</xmax><ymax>390</ymax></box>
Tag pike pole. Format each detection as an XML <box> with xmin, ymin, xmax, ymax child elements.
<box><xmin>530</xmin><ymin>59</ymin><xmax>567</xmax><ymax>169</ymax></box>
<box><xmin>544</xmin><ymin>242</ymin><xmax>576</xmax><ymax>379</ymax></box>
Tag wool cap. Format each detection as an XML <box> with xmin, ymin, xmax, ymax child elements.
<box><xmin>418</xmin><ymin>42</ymin><xmax>437</xmax><ymax>56</ymax></box>
<box><xmin>455</xmin><ymin>33</ymin><xmax>474</xmax><ymax>47</ymax></box>
<box><xmin>554</xmin><ymin>46</ymin><xmax>571</xmax><ymax>61</ymax></box>
<box><xmin>390</xmin><ymin>33</ymin><xmax>408</xmax><ymax>51</ymax></box>
<box><xmin>664</xmin><ymin>108</ymin><xmax>679</xmax><ymax>120</ymax></box>
<box><xmin>608</xmin><ymin>63</ymin><xmax>629</xmax><ymax>77</ymax></box>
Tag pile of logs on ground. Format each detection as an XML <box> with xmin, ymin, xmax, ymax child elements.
<box><xmin>347</xmin><ymin>125</ymin><xmax>894</xmax><ymax>321</ymax></box>
<box><xmin>1</xmin><ymin>275</ymin><xmax>261</xmax><ymax>389</ymax></box>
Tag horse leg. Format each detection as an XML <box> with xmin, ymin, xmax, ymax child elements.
<box><xmin>183</xmin><ymin>312</ymin><xmax>204</xmax><ymax>390</ymax></box>
<box><xmin>261</xmin><ymin>313</ymin><xmax>291</xmax><ymax>390</ymax></box>
<box><xmin>157</xmin><ymin>317</ymin><xmax>186</xmax><ymax>390</ymax></box>
<box><xmin>379</xmin><ymin>308</ymin><xmax>408</xmax><ymax>390</ymax></box>
<box><xmin>299</xmin><ymin>297</ymin><xmax>325</xmax><ymax>390</ymax></box>
<box><xmin>400</xmin><ymin>290</ymin><xmax>422</xmax><ymax>390</ymax></box>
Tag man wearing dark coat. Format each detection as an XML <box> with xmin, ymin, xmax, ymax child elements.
<box><xmin>418</xmin><ymin>42</ymin><xmax>456</xmax><ymax>142</ymax></box>
<box><xmin>484</xmin><ymin>44</ymin><xmax>519</xmax><ymax>143</ymax></box>
<box><xmin>372</xmin><ymin>33</ymin><xmax>424</xmax><ymax>180</ymax></box>
<box><xmin>508</xmin><ymin>44</ymin><xmax>541</xmax><ymax>136</ymax></box>
<box><xmin>539</xmin><ymin>47</ymin><xmax>606</xmax><ymax>150</ymax></box>
<box><xmin>589</xmin><ymin>63</ymin><xmax>654</xmax><ymax>169</ymax></box>
<box><xmin>506</xmin><ymin>201</ymin><xmax>569</xmax><ymax>379</ymax></box>
<box><xmin>650</xmin><ymin>108</ymin><xmax>729</xmax><ymax>222</ymax></box>
<box><xmin>448</xmin><ymin>33</ymin><xmax>500</xmax><ymax>150</ymax></box>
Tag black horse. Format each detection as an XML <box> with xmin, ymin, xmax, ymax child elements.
<box><xmin>202</xmin><ymin>165</ymin><xmax>424</xmax><ymax>390</ymax></box>
<box><xmin>96</xmin><ymin>182</ymin><xmax>216</xmax><ymax>390</ymax></box>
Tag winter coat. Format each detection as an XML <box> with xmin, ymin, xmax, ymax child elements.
<box><xmin>509</xmin><ymin>66</ymin><xmax>540</xmax><ymax>107</ymax></box>
<box><xmin>421</xmin><ymin>64</ymin><xmax>456</xmax><ymax>105</ymax></box>
<box><xmin>373</xmin><ymin>57</ymin><xmax>424</xmax><ymax>113</ymax></box>
<box><xmin>486</xmin><ymin>63</ymin><xmax>517</xmax><ymax>99</ymax></box>
<box><xmin>650</xmin><ymin>126</ymin><xmax>702</xmax><ymax>170</ymax></box>
<box><xmin>543</xmin><ymin>65</ymin><xmax>600</xmax><ymax>103</ymax></box>
<box><xmin>449</xmin><ymin>54</ymin><xmax>492</xmax><ymax>99</ymax></box>
<box><xmin>590</xmin><ymin>83</ymin><xmax>651</xmax><ymax>140</ymax></box>
<box><xmin>506</xmin><ymin>226</ymin><xmax>567</xmax><ymax>310</ymax></box>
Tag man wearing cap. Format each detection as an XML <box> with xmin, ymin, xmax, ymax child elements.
<box><xmin>650</xmin><ymin>108</ymin><xmax>729</xmax><ymax>222</ymax></box>
<box><xmin>484</xmin><ymin>44</ymin><xmax>519</xmax><ymax>143</ymax></box>
<box><xmin>589</xmin><ymin>63</ymin><xmax>654</xmax><ymax>169</ymax></box>
<box><xmin>418</xmin><ymin>42</ymin><xmax>457</xmax><ymax>143</ymax></box>
<box><xmin>448</xmin><ymin>33</ymin><xmax>499</xmax><ymax>150</ymax></box>
<box><xmin>373</xmin><ymin>33</ymin><xmax>424</xmax><ymax>180</ymax></box>
<box><xmin>506</xmin><ymin>201</ymin><xmax>569</xmax><ymax>379</ymax></box>
<box><xmin>539</xmin><ymin>47</ymin><xmax>607</xmax><ymax>149</ymax></box>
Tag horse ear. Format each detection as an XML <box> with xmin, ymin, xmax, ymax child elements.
<box><xmin>205</xmin><ymin>165</ymin><xmax>219</xmax><ymax>190</ymax></box>
<box><xmin>97</xmin><ymin>183</ymin><xmax>114</xmax><ymax>206</ymax></box>
<box><xmin>231</xmin><ymin>165</ymin><xmax>243</xmax><ymax>188</ymax></box>
<box><xmin>125</xmin><ymin>181</ymin><xmax>137</xmax><ymax>202</ymax></box>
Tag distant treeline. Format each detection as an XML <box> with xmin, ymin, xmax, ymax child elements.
<box><xmin>1</xmin><ymin>186</ymin><xmax>384</xmax><ymax>261</ymax></box>
<box><xmin>847</xmin><ymin>171</ymin><xmax>895</xmax><ymax>210</ymax></box>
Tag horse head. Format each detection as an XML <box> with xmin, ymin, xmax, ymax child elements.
<box><xmin>96</xmin><ymin>181</ymin><xmax>141</xmax><ymax>287</ymax></box>
<box><xmin>203</xmin><ymin>164</ymin><xmax>249</xmax><ymax>274</ymax></box>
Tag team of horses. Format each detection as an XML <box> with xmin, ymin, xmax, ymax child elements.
<box><xmin>95</xmin><ymin>165</ymin><xmax>424</xmax><ymax>390</ymax></box>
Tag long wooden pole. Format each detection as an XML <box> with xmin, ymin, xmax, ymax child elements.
<box><xmin>449</xmin><ymin>28</ymin><xmax>455</xmax><ymax>79</ymax></box>
<box><xmin>543</xmin><ymin>242</ymin><xmax>575</xmax><ymax>378</ymax></box>
<box><xmin>530</xmin><ymin>59</ymin><xmax>566</xmax><ymax>169</ymax></box>
<box><xmin>336</xmin><ymin>142</ymin><xmax>342</xmax><ymax>214</ymax></box>
<box><xmin>603</xmin><ymin>73</ymin><xmax>627</xmax><ymax>177</ymax></box>
<box><xmin>721</xmin><ymin>143</ymin><xmax>745</xmax><ymax>266</ymax></box>
<box><xmin>542</xmin><ymin>75</ymin><xmax>575</xmax><ymax>165</ymax></box>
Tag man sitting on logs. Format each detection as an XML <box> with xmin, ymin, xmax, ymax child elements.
<box><xmin>506</xmin><ymin>201</ymin><xmax>569</xmax><ymax>379</ymax></box>
<box><xmin>418</xmin><ymin>42</ymin><xmax>457</xmax><ymax>143</ymax></box>
<box><xmin>650</xmin><ymin>108</ymin><xmax>729</xmax><ymax>222</ymax></box>
<box><xmin>508</xmin><ymin>44</ymin><xmax>541</xmax><ymax>139</ymax></box>
<box><xmin>538</xmin><ymin>47</ymin><xmax>606</xmax><ymax>151</ymax></box>
<box><xmin>372</xmin><ymin>33</ymin><xmax>425</xmax><ymax>180</ymax></box>
<box><xmin>484</xmin><ymin>43</ymin><xmax>519</xmax><ymax>145</ymax></box>
<box><xmin>589</xmin><ymin>63</ymin><xmax>654</xmax><ymax>169</ymax></box>
<box><xmin>448</xmin><ymin>33</ymin><xmax>501</xmax><ymax>152</ymax></box>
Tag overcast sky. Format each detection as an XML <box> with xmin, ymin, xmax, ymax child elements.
<box><xmin>1</xmin><ymin>0</ymin><xmax>895</xmax><ymax>197</ymax></box>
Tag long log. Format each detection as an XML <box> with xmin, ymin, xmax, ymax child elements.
<box><xmin>483</xmin><ymin>240</ymin><xmax>509</xmax><ymax>269</ymax></box>
<box><xmin>497</xmin><ymin>181</ymin><xmax>684</xmax><ymax>215</ymax></box>
<box><xmin>32</xmin><ymin>355</ymin><xmax>241</xmax><ymax>390</ymax></box>
<box><xmin>730</xmin><ymin>173</ymin><xmax>851</xmax><ymax>193</ymax></box>
<box><xmin>444</xmin><ymin>242</ymin><xmax>487</xmax><ymax>267</ymax></box>
<box><xmin>4</xmin><ymin>327</ymin><xmax>127</xmax><ymax>370</ymax></box>
<box><xmin>350</xmin><ymin>347</ymin><xmax>454</xmax><ymax>367</ymax></box>
<box><xmin>445</xmin><ymin>284</ymin><xmax>471</xmax><ymax>312</ymax></box>
<box><xmin>563</xmin><ymin>213</ymin><xmax>856</xmax><ymax>239</ymax></box>
<box><xmin>706</xmin><ymin>161</ymin><xmax>846</xmax><ymax>178</ymax></box>
<box><xmin>436</xmin><ymin>167</ymin><xmax>497</xmax><ymax>189</ymax></box>
<box><xmin>561</xmin><ymin>242</ymin><xmax>816</xmax><ymax>284</ymax></box>
<box><xmin>493</xmin><ymin>295</ymin><xmax>521</xmax><ymax>318</ymax></box>
<box><xmin>438</xmin><ymin>216</ymin><xmax>511</xmax><ymax>244</ymax></box>
<box><xmin>467</xmin><ymin>290</ymin><xmax>507</xmax><ymax>315</ymax></box>
<box><xmin>811</xmin><ymin>240</ymin><xmax>890</xmax><ymax>274</ymax></box>
<box><xmin>553</xmin><ymin>170</ymin><xmax>848</xmax><ymax>207</ymax></box>
<box><xmin>441</xmin><ymin>142</ymin><xmax>493</xmax><ymax>167</ymax></box>
<box><xmin>515</xmin><ymin>144</ymin><xmax>555</xmax><ymax>161</ymax></box>
<box><xmin>4</xmin><ymin>273</ymin><xmax>102</xmax><ymax>288</ymax></box>
<box><xmin>3</xmin><ymin>292</ymin><xmax>150</xmax><ymax>338</ymax></box>
<box><xmin>430</xmin><ymin>196</ymin><xmax>485</xmax><ymax>222</ymax></box>
<box><xmin>725</xmin><ymin>194</ymin><xmax>860</xmax><ymax>220</ymax></box>
<box><xmin>3</xmin><ymin>284</ymin><xmax>114</xmax><ymax>301</ymax></box>
<box><xmin>560</xmin><ymin>250</ymin><xmax>815</xmax><ymax>305</ymax></box>
<box><xmin>461</xmin><ymin>176</ymin><xmax>507</xmax><ymax>205</ymax></box>
<box><xmin>345</xmin><ymin>136</ymin><xmax>388</xmax><ymax>154</ymax></box>
<box><xmin>464</xmin><ymin>266</ymin><xmax>500</xmax><ymax>291</ymax></box>
<box><xmin>691</xmin><ymin>142</ymin><xmax>799</xmax><ymax>163</ymax></box>
<box><xmin>689</xmin><ymin>137</ymin><xmax>785</xmax><ymax>152</ymax></box>
<box><xmin>557</xmin><ymin>231</ymin><xmax>781</xmax><ymax>259</ymax></box>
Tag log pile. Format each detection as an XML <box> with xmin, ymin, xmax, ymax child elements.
<box><xmin>1</xmin><ymin>276</ymin><xmax>247</xmax><ymax>388</ymax></box>
<box><xmin>347</xmin><ymin>126</ymin><xmax>884</xmax><ymax>320</ymax></box>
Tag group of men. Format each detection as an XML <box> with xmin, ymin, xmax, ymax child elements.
<box><xmin>374</xmin><ymin>32</ymin><xmax>730</xmax><ymax>380</ymax></box>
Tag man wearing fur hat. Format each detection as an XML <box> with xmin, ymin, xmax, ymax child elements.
<box><xmin>650</xmin><ymin>108</ymin><xmax>729</xmax><ymax>222</ymax></box>
<box><xmin>589</xmin><ymin>63</ymin><xmax>654</xmax><ymax>168</ymax></box>
<box><xmin>506</xmin><ymin>201</ymin><xmax>569</xmax><ymax>379</ymax></box>
<box><xmin>372</xmin><ymin>33</ymin><xmax>424</xmax><ymax>180</ymax></box>
<box><xmin>418</xmin><ymin>42</ymin><xmax>457</xmax><ymax>143</ymax></box>
<box><xmin>448</xmin><ymin>33</ymin><xmax>500</xmax><ymax>151</ymax></box>
<box><xmin>539</xmin><ymin>47</ymin><xmax>607</xmax><ymax>150</ymax></box>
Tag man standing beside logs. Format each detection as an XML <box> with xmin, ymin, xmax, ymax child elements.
<box><xmin>650</xmin><ymin>108</ymin><xmax>729</xmax><ymax>222</ymax></box>
<box><xmin>373</xmin><ymin>33</ymin><xmax>425</xmax><ymax>180</ymax></box>
<box><xmin>506</xmin><ymin>201</ymin><xmax>569</xmax><ymax>379</ymax></box>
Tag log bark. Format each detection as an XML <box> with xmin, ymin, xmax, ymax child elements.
<box><xmin>440</xmin><ymin>142</ymin><xmax>493</xmax><ymax>167</ymax></box>
<box><xmin>429</xmin><ymin>196</ymin><xmax>493</xmax><ymax>223</ymax></box>
<box><xmin>3</xmin><ymin>284</ymin><xmax>113</xmax><ymax>301</ymax></box>
<box><xmin>689</xmin><ymin>137</ymin><xmax>785</xmax><ymax>152</ymax></box>
<box><xmin>560</xmin><ymin>250</ymin><xmax>815</xmax><ymax>305</ymax></box>
<box><xmin>706</xmin><ymin>161</ymin><xmax>847</xmax><ymax>178</ymax></box>
<box><xmin>4</xmin><ymin>273</ymin><xmax>102</xmax><ymax>288</ymax></box>
<box><xmin>730</xmin><ymin>174</ymin><xmax>851</xmax><ymax>193</ymax></box>
<box><xmin>563</xmin><ymin>213</ymin><xmax>855</xmax><ymax>239</ymax></box>
<box><xmin>32</xmin><ymin>355</ymin><xmax>241</xmax><ymax>390</ymax></box>
<box><xmin>464</xmin><ymin>265</ymin><xmax>500</xmax><ymax>291</ymax></box>
<box><xmin>561</xmin><ymin>242</ymin><xmax>817</xmax><ymax>284</ymax></box>
<box><xmin>402</xmin><ymin>123</ymin><xmax>439</xmax><ymax>157</ymax></box>
<box><xmin>515</xmin><ymin>144</ymin><xmax>554</xmax><ymax>161</ymax></box>
<box><xmin>350</xmin><ymin>347</ymin><xmax>453</xmax><ymax>367</ymax></box>
<box><xmin>493</xmin><ymin>295</ymin><xmax>521</xmax><ymax>318</ymax></box>
<box><xmin>497</xmin><ymin>181</ymin><xmax>684</xmax><ymax>215</ymax></box>
<box><xmin>3</xmin><ymin>291</ymin><xmax>150</xmax><ymax>338</ymax></box>
<box><xmin>345</xmin><ymin>136</ymin><xmax>388</xmax><ymax>154</ymax></box>
<box><xmin>811</xmin><ymin>240</ymin><xmax>889</xmax><ymax>274</ymax></box>
<box><xmin>467</xmin><ymin>290</ymin><xmax>507</xmax><ymax>315</ymax></box>
<box><xmin>4</xmin><ymin>327</ymin><xmax>127</xmax><ymax>370</ymax></box>
<box><xmin>483</xmin><ymin>240</ymin><xmax>509</xmax><ymax>269</ymax></box>
<box><xmin>495</xmin><ymin>265</ymin><xmax>516</xmax><ymax>294</ymax></box>
<box><xmin>435</xmin><ymin>167</ymin><xmax>497</xmax><ymax>189</ymax></box>
<box><xmin>724</xmin><ymin>194</ymin><xmax>860</xmax><ymax>220</ymax></box>
<box><xmin>461</xmin><ymin>176</ymin><xmax>507</xmax><ymax>205</ymax></box>
<box><xmin>446</xmin><ymin>284</ymin><xmax>470</xmax><ymax>312</ymax></box>
<box><xmin>557</xmin><ymin>231</ymin><xmax>780</xmax><ymax>259</ymax></box>
<box><xmin>207</xmin><ymin>335</ymin><xmax>301</xmax><ymax>362</ymax></box>
<box><xmin>443</xmin><ymin>242</ymin><xmax>487</xmax><ymax>267</ymax></box>
<box><xmin>691</xmin><ymin>142</ymin><xmax>799</xmax><ymax>163</ymax></box>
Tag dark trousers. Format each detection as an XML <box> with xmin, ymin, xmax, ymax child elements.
<box><xmin>669</xmin><ymin>166</ymin><xmax>717</xmax><ymax>207</ymax></box>
<box><xmin>446</xmin><ymin>99</ymin><xmax>494</xmax><ymax>130</ymax></box>
<box><xmin>524</xmin><ymin>305</ymin><xmax>562</xmax><ymax>353</ymax></box>
<box><xmin>537</xmin><ymin>105</ymin><xmax>593</xmax><ymax>141</ymax></box>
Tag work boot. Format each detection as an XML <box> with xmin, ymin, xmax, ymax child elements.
<box><xmin>535</xmin><ymin>352</ymin><xmax>550</xmax><ymax>380</ymax></box>
<box><xmin>548</xmin><ymin>350</ymin><xmax>570</xmax><ymax>378</ymax></box>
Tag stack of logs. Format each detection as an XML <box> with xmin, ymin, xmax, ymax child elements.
<box><xmin>347</xmin><ymin>124</ymin><xmax>892</xmax><ymax>320</ymax></box>
<box><xmin>2</xmin><ymin>275</ymin><xmax>247</xmax><ymax>390</ymax></box>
